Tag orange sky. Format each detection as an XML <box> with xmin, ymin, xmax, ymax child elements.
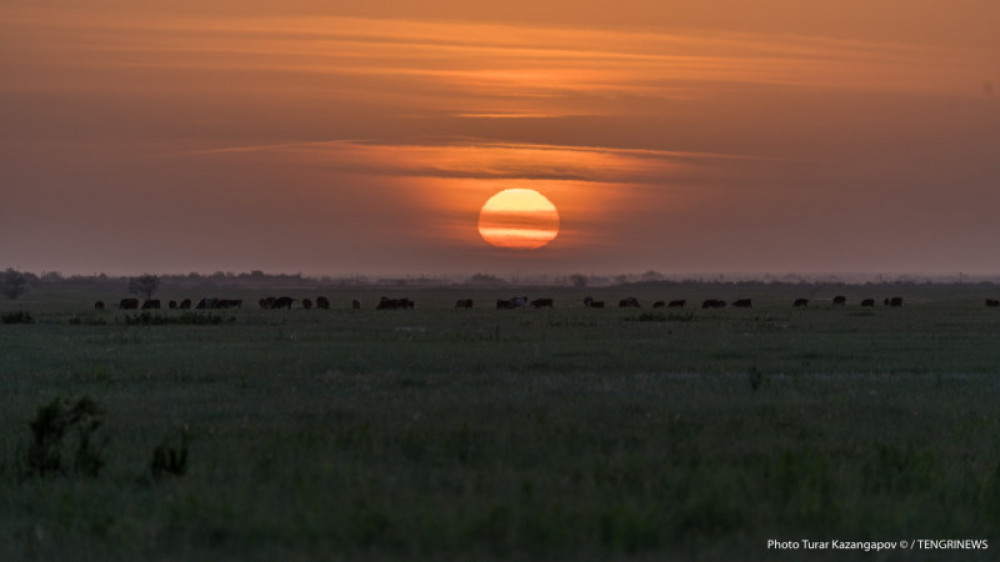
<box><xmin>2</xmin><ymin>1</ymin><xmax>998</xmax><ymax>276</ymax></box>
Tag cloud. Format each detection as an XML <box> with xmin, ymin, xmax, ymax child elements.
<box><xmin>4</xmin><ymin>8</ymin><xmax>991</xmax><ymax>110</ymax></box>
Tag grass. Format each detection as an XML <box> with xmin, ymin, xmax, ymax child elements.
<box><xmin>2</xmin><ymin>283</ymin><xmax>1000</xmax><ymax>560</ymax></box>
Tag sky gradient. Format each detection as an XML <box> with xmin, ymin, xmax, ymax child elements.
<box><xmin>2</xmin><ymin>1</ymin><xmax>998</xmax><ymax>277</ymax></box>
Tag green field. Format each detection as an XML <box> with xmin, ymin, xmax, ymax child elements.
<box><xmin>3</xmin><ymin>283</ymin><xmax>1000</xmax><ymax>560</ymax></box>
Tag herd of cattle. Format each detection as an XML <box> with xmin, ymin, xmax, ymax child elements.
<box><xmin>92</xmin><ymin>294</ymin><xmax>996</xmax><ymax>312</ymax></box>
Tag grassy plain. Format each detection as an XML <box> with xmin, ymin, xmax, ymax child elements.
<box><xmin>3</xmin><ymin>282</ymin><xmax>1000</xmax><ymax>561</ymax></box>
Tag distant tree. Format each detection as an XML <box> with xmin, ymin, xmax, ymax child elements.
<box><xmin>2</xmin><ymin>268</ymin><xmax>29</xmax><ymax>300</ymax></box>
<box><xmin>467</xmin><ymin>273</ymin><xmax>507</xmax><ymax>287</ymax></box>
<box><xmin>641</xmin><ymin>270</ymin><xmax>665</xmax><ymax>282</ymax></box>
<box><xmin>568</xmin><ymin>273</ymin><xmax>589</xmax><ymax>288</ymax></box>
<box><xmin>128</xmin><ymin>274</ymin><xmax>160</xmax><ymax>300</ymax></box>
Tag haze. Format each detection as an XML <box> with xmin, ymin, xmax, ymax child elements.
<box><xmin>2</xmin><ymin>1</ymin><xmax>998</xmax><ymax>277</ymax></box>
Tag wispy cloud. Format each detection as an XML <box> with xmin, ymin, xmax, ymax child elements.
<box><xmin>3</xmin><ymin>7</ymin><xmax>990</xmax><ymax>117</ymax></box>
<box><xmin>184</xmin><ymin>139</ymin><xmax>752</xmax><ymax>184</ymax></box>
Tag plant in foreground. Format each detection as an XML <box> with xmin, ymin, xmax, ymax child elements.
<box><xmin>1</xmin><ymin>311</ymin><xmax>33</xmax><ymax>324</ymax></box>
<box><xmin>151</xmin><ymin>426</ymin><xmax>190</xmax><ymax>479</ymax></box>
<box><xmin>26</xmin><ymin>396</ymin><xmax>107</xmax><ymax>477</ymax></box>
<box><xmin>748</xmin><ymin>365</ymin><xmax>764</xmax><ymax>392</ymax></box>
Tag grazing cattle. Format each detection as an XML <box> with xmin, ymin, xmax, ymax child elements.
<box><xmin>793</xmin><ymin>298</ymin><xmax>809</xmax><ymax>308</ymax></box>
<box><xmin>273</xmin><ymin>296</ymin><xmax>295</xmax><ymax>310</ymax></box>
<box><xmin>216</xmin><ymin>299</ymin><xmax>243</xmax><ymax>309</ymax></box>
<box><xmin>986</xmin><ymin>298</ymin><xmax>1000</xmax><ymax>308</ymax></box>
<box><xmin>94</xmin><ymin>301</ymin><xmax>105</xmax><ymax>311</ymax></box>
<box><xmin>168</xmin><ymin>300</ymin><xmax>177</xmax><ymax>310</ymax></box>
<box><xmin>668</xmin><ymin>299</ymin><xmax>686</xmax><ymax>308</ymax></box>
<box><xmin>652</xmin><ymin>301</ymin><xmax>666</xmax><ymax>308</ymax></box>
<box><xmin>497</xmin><ymin>296</ymin><xmax>528</xmax><ymax>310</ymax></box>
<box><xmin>196</xmin><ymin>298</ymin><xmax>220</xmax><ymax>310</ymax></box>
<box><xmin>732</xmin><ymin>298</ymin><xmax>753</xmax><ymax>308</ymax></box>
<box><xmin>142</xmin><ymin>299</ymin><xmax>161</xmax><ymax>310</ymax></box>
<box><xmin>531</xmin><ymin>298</ymin><xmax>554</xmax><ymax>308</ymax></box>
<box><xmin>316</xmin><ymin>297</ymin><xmax>330</xmax><ymax>310</ymax></box>
<box><xmin>832</xmin><ymin>295</ymin><xmax>847</xmax><ymax>306</ymax></box>
<box><xmin>377</xmin><ymin>297</ymin><xmax>414</xmax><ymax>310</ymax></box>
<box><xmin>259</xmin><ymin>297</ymin><xmax>275</xmax><ymax>310</ymax></box>
<box><xmin>889</xmin><ymin>297</ymin><xmax>903</xmax><ymax>308</ymax></box>
<box><xmin>618</xmin><ymin>297</ymin><xmax>640</xmax><ymax>308</ymax></box>
<box><xmin>883</xmin><ymin>298</ymin><xmax>890</xmax><ymax>306</ymax></box>
<box><xmin>352</xmin><ymin>299</ymin><xmax>361</xmax><ymax>310</ymax></box>
<box><xmin>701</xmin><ymin>299</ymin><xmax>725</xmax><ymax>309</ymax></box>
<box><xmin>583</xmin><ymin>296</ymin><xmax>606</xmax><ymax>308</ymax></box>
<box><xmin>179</xmin><ymin>298</ymin><xmax>192</xmax><ymax>310</ymax></box>
<box><xmin>860</xmin><ymin>298</ymin><xmax>875</xmax><ymax>307</ymax></box>
<box><xmin>455</xmin><ymin>298</ymin><xmax>474</xmax><ymax>309</ymax></box>
<box><xmin>302</xmin><ymin>298</ymin><xmax>313</xmax><ymax>310</ymax></box>
<box><xmin>119</xmin><ymin>298</ymin><xmax>139</xmax><ymax>310</ymax></box>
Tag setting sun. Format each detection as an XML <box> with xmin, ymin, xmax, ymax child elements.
<box><xmin>478</xmin><ymin>189</ymin><xmax>560</xmax><ymax>250</ymax></box>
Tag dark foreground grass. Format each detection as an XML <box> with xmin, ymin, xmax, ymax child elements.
<box><xmin>2</xmin><ymin>285</ymin><xmax>1000</xmax><ymax>560</ymax></box>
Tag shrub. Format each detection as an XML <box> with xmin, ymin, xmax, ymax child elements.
<box><xmin>26</xmin><ymin>396</ymin><xmax>107</xmax><ymax>477</ymax></box>
<box><xmin>68</xmin><ymin>315</ymin><xmax>107</xmax><ymax>326</ymax></box>
<box><xmin>747</xmin><ymin>366</ymin><xmax>764</xmax><ymax>392</ymax></box>
<box><xmin>636</xmin><ymin>312</ymin><xmax>667</xmax><ymax>322</ymax></box>
<box><xmin>123</xmin><ymin>312</ymin><xmax>233</xmax><ymax>325</ymax></box>
<box><xmin>1</xmin><ymin>311</ymin><xmax>33</xmax><ymax>324</ymax></box>
<box><xmin>151</xmin><ymin>426</ymin><xmax>190</xmax><ymax>479</ymax></box>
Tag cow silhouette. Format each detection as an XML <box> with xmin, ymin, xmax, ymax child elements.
<box><xmin>377</xmin><ymin>297</ymin><xmax>414</xmax><ymax>310</ymax></box>
<box><xmin>497</xmin><ymin>297</ymin><xmax>528</xmax><ymax>309</ymax></box>
<box><xmin>618</xmin><ymin>297</ymin><xmax>640</xmax><ymax>308</ymax></box>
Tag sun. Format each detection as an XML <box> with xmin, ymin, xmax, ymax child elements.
<box><xmin>477</xmin><ymin>188</ymin><xmax>560</xmax><ymax>249</ymax></box>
